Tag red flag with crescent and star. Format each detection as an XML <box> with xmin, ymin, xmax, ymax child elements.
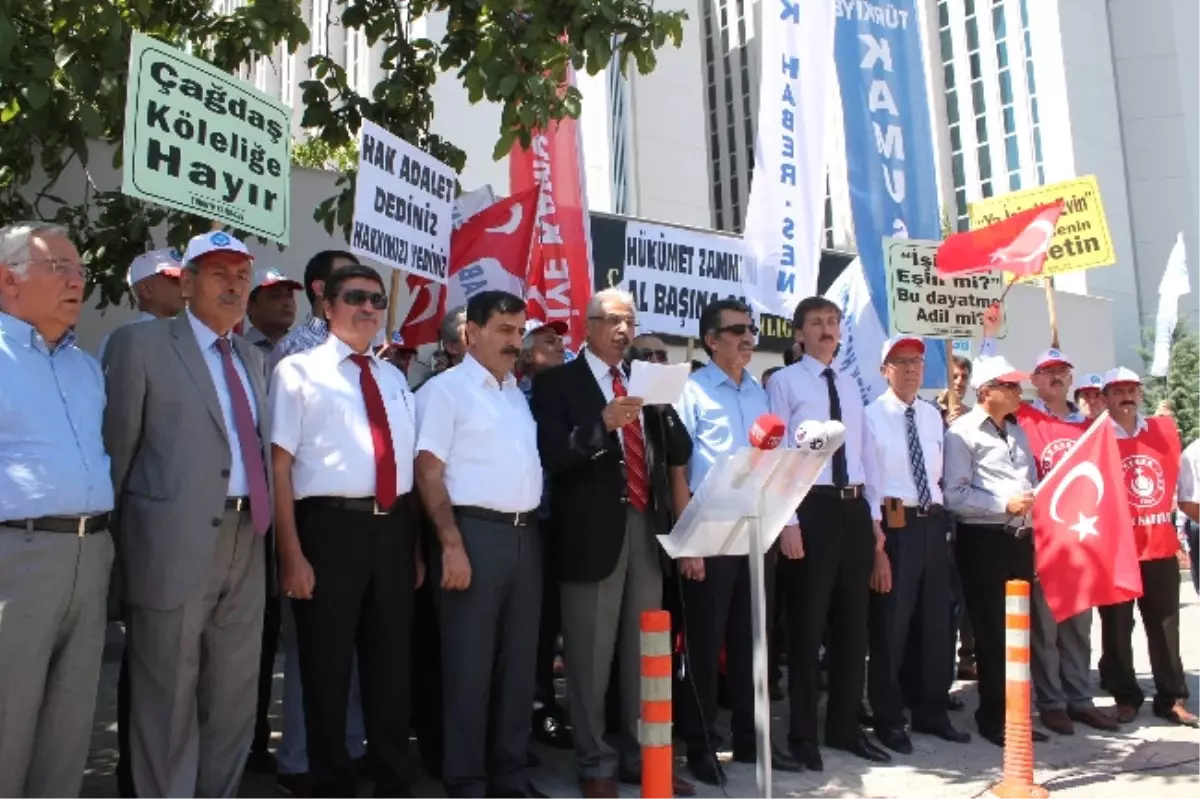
<box><xmin>937</xmin><ymin>201</ymin><xmax>1065</xmax><ymax>278</ymax></box>
<box><xmin>1031</xmin><ymin>412</ymin><xmax>1142</xmax><ymax>622</ymax></box>
<box><xmin>1014</xmin><ymin>403</ymin><xmax>1090</xmax><ymax>479</ymax></box>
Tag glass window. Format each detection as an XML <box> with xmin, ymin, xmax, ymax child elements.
<box><xmin>993</xmin><ymin>3</ymin><xmax>1007</xmax><ymax>38</ymax></box>
<box><xmin>1000</xmin><ymin>70</ymin><xmax>1013</xmax><ymax>104</ymax></box>
<box><xmin>1037</xmin><ymin>165</ymin><xmax>1045</xmax><ymax>184</ymax></box>
<box><xmin>955</xmin><ymin>188</ymin><xmax>968</xmax><ymax>219</ymax></box>
<box><xmin>1030</xmin><ymin>96</ymin><xmax>1040</xmax><ymax>124</ymax></box>
<box><xmin>950</xmin><ymin>123</ymin><xmax>962</xmax><ymax>151</ymax></box>
<box><xmin>1009</xmin><ymin>172</ymin><xmax>1022</xmax><ymax>191</ymax></box>
<box><xmin>952</xmin><ymin>152</ymin><xmax>966</xmax><ymax>186</ymax></box>
<box><xmin>1033</xmin><ymin>127</ymin><xmax>1044</xmax><ymax>163</ymax></box>
<box><xmin>938</xmin><ymin>0</ymin><xmax>949</xmax><ymax>28</ymax></box>
<box><xmin>1005</xmin><ymin>134</ymin><xmax>1020</xmax><ymax>170</ymax></box>
<box><xmin>970</xmin><ymin>53</ymin><xmax>982</xmax><ymax>80</ymax></box>
<box><xmin>978</xmin><ymin>147</ymin><xmax>992</xmax><ymax>181</ymax></box>
<box><xmin>940</xmin><ymin>29</ymin><xmax>954</xmax><ymax>59</ymax></box>
<box><xmin>982</xmin><ymin>181</ymin><xmax>994</xmax><ymax>198</ymax></box>
<box><xmin>1020</xmin><ymin>0</ymin><xmax>1030</xmax><ymax>28</ymax></box>
<box><xmin>997</xmin><ymin>41</ymin><xmax>1009</xmax><ymax>69</ymax></box>
<box><xmin>1025</xmin><ymin>64</ymin><xmax>1037</xmax><ymax>96</ymax></box>
<box><xmin>976</xmin><ymin>114</ymin><xmax>989</xmax><ymax>144</ymax></box>
<box><xmin>967</xmin><ymin>19</ymin><xmax>980</xmax><ymax>51</ymax></box>
<box><xmin>972</xmin><ymin>80</ymin><xmax>985</xmax><ymax>112</ymax></box>
<box><xmin>1004</xmin><ymin>106</ymin><xmax>1016</xmax><ymax>133</ymax></box>
<box><xmin>944</xmin><ymin>62</ymin><xmax>956</xmax><ymax>90</ymax></box>
<box><xmin>966</xmin><ymin>0</ymin><xmax>976</xmax><ymax>17</ymax></box>
<box><xmin>946</xmin><ymin>89</ymin><xmax>960</xmax><ymax>124</ymax></box>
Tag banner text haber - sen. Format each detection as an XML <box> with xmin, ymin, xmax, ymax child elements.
<box><xmin>142</xmin><ymin>60</ymin><xmax>285</xmax><ymax>211</ymax></box>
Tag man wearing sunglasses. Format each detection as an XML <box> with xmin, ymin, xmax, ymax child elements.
<box><xmin>944</xmin><ymin>356</ymin><xmax>1050</xmax><ymax>748</ymax></box>
<box><xmin>271</xmin><ymin>264</ymin><xmax>420</xmax><ymax>797</ymax></box>
<box><xmin>630</xmin><ymin>333</ymin><xmax>670</xmax><ymax>364</ymax></box>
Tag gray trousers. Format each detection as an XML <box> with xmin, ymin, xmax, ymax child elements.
<box><xmin>127</xmin><ymin>510</ymin><xmax>265</xmax><ymax>798</ymax></box>
<box><xmin>0</xmin><ymin>527</ymin><xmax>114</xmax><ymax>798</ymax></box>
<box><xmin>1030</xmin><ymin>579</ymin><xmax>1094</xmax><ymax>713</ymax></box>
<box><xmin>436</xmin><ymin>513</ymin><xmax>542</xmax><ymax>798</ymax></box>
<box><xmin>560</xmin><ymin>508</ymin><xmax>662</xmax><ymax>780</ymax></box>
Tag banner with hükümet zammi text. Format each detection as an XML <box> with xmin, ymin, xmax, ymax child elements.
<box><xmin>621</xmin><ymin>220</ymin><xmax>750</xmax><ymax>338</ymax></box>
<box><xmin>352</xmin><ymin>120</ymin><xmax>455</xmax><ymax>283</ymax></box>
<box><xmin>122</xmin><ymin>33</ymin><xmax>292</xmax><ymax>242</ymax></box>
<box><xmin>884</xmin><ymin>237</ymin><xmax>1007</xmax><ymax>339</ymax></box>
<box><xmin>968</xmin><ymin>175</ymin><xmax>1114</xmax><ymax>281</ymax></box>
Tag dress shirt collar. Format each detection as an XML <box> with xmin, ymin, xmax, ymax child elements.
<box><xmin>1111</xmin><ymin>414</ymin><xmax>1148</xmax><ymax>438</ymax></box>
<box><xmin>880</xmin><ymin>388</ymin><xmax>920</xmax><ymax>411</ymax></box>
<box><xmin>965</xmin><ymin>404</ymin><xmax>1017</xmax><ymax>432</ymax></box>
<box><xmin>1032</xmin><ymin>396</ymin><xmax>1082</xmax><ymax>421</ymax></box>
<box><xmin>584</xmin><ymin>346</ymin><xmax>625</xmax><ymax>384</ymax></box>
<box><xmin>186</xmin><ymin>308</ymin><xmax>232</xmax><ymax>353</ymax></box>
<box><xmin>696</xmin><ymin>360</ymin><xmax>754</xmax><ymax>390</ymax></box>
<box><xmin>461</xmin><ymin>352</ymin><xmax>517</xmax><ymax>390</ymax></box>
<box><xmin>136</xmin><ymin>311</ymin><xmax>158</xmax><ymax>324</ymax></box>
<box><xmin>800</xmin><ymin>353</ymin><xmax>838</xmax><ymax>379</ymax></box>
<box><xmin>0</xmin><ymin>310</ymin><xmax>78</xmax><ymax>353</ymax></box>
<box><xmin>320</xmin><ymin>332</ymin><xmax>379</xmax><ymax>366</ymax></box>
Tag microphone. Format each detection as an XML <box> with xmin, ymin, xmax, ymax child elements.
<box><xmin>749</xmin><ymin>413</ymin><xmax>786</xmax><ymax>450</ymax></box>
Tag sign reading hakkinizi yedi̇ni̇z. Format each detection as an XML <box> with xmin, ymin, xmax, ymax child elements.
<box><xmin>884</xmin><ymin>237</ymin><xmax>1007</xmax><ymax>339</ymax></box>
<box><xmin>122</xmin><ymin>33</ymin><xmax>291</xmax><ymax>243</ymax></box>
<box><xmin>968</xmin><ymin>175</ymin><xmax>1114</xmax><ymax>281</ymax></box>
<box><xmin>351</xmin><ymin>119</ymin><xmax>455</xmax><ymax>283</ymax></box>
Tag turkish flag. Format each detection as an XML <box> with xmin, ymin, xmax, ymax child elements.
<box><xmin>937</xmin><ymin>201</ymin><xmax>1064</xmax><ymax>278</ymax></box>
<box><xmin>1031</xmin><ymin>414</ymin><xmax>1143</xmax><ymax>622</ymax></box>
<box><xmin>395</xmin><ymin>187</ymin><xmax>539</xmax><ymax>347</ymax></box>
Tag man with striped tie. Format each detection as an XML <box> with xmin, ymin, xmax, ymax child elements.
<box><xmin>863</xmin><ymin>336</ymin><xmax>971</xmax><ymax>754</ymax></box>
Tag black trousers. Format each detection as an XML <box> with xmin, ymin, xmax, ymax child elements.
<box><xmin>292</xmin><ymin>502</ymin><xmax>416</xmax><ymax>797</ymax></box>
<box><xmin>868</xmin><ymin>508</ymin><xmax>953</xmax><ymax>731</ymax></box>
<box><xmin>253</xmin><ymin>574</ymin><xmax>282</xmax><ymax>754</ymax></box>
<box><xmin>117</xmin><ymin>643</ymin><xmax>135</xmax><ymax>797</ymax></box>
<box><xmin>784</xmin><ymin>491</ymin><xmax>875</xmax><ymax>747</ymax></box>
<box><xmin>954</xmin><ymin>524</ymin><xmax>1034</xmax><ymax>736</ymax></box>
<box><xmin>678</xmin><ymin>555</ymin><xmax>756</xmax><ymax>754</ymax></box>
<box><xmin>411</xmin><ymin>572</ymin><xmax>444</xmax><ymax>779</ymax></box>
<box><xmin>534</xmin><ymin>520</ymin><xmax>563</xmax><ymax>712</ymax></box>
<box><xmin>1098</xmin><ymin>556</ymin><xmax>1189</xmax><ymax>714</ymax></box>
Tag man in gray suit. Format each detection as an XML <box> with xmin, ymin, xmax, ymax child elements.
<box><xmin>103</xmin><ymin>230</ymin><xmax>273</xmax><ymax>798</ymax></box>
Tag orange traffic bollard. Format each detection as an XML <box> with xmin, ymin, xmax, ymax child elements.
<box><xmin>640</xmin><ymin>610</ymin><xmax>673</xmax><ymax>798</ymax></box>
<box><xmin>990</xmin><ymin>580</ymin><xmax>1048</xmax><ymax>798</ymax></box>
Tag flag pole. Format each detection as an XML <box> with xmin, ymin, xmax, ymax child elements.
<box><xmin>944</xmin><ymin>340</ymin><xmax>958</xmax><ymax>414</ymax></box>
<box><xmin>387</xmin><ymin>270</ymin><xmax>402</xmax><ymax>338</ymax></box>
<box><xmin>1043</xmin><ymin>277</ymin><xmax>1060</xmax><ymax>348</ymax></box>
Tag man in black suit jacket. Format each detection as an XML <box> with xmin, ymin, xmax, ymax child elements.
<box><xmin>530</xmin><ymin>289</ymin><xmax>691</xmax><ymax>799</ymax></box>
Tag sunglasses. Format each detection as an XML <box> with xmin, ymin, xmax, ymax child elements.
<box><xmin>634</xmin><ymin>348</ymin><xmax>669</xmax><ymax>363</ymax></box>
<box><xmin>989</xmin><ymin>381</ymin><xmax>1020</xmax><ymax>391</ymax></box>
<box><xmin>338</xmin><ymin>289</ymin><xmax>388</xmax><ymax>310</ymax></box>
<box><xmin>717</xmin><ymin>323</ymin><xmax>759</xmax><ymax>336</ymax></box>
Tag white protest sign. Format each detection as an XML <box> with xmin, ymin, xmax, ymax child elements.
<box><xmin>884</xmin><ymin>237</ymin><xmax>1007</xmax><ymax>339</ymax></box>
<box><xmin>352</xmin><ymin>120</ymin><xmax>455</xmax><ymax>283</ymax></box>
<box><xmin>622</xmin><ymin>220</ymin><xmax>749</xmax><ymax>337</ymax></box>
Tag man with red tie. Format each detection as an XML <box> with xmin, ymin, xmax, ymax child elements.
<box><xmin>270</xmin><ymin>264</ymin><xmax>421</xmax><ymax>796</ymax></box>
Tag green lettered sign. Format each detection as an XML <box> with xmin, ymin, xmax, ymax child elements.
<box><xmin>122</xmin><ymin>33</ymin><xmax>291</xmax><ymax>243</ymax></box>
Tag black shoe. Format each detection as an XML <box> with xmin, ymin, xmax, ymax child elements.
<box><xmin>532</xmin><ymin>707</ymin><xmax>574</xmax><ymax>749</ymax></box>
<box><xmin>981</xmin><ymin>728</ymin><xmax>1048</xmax><ymax>747</ymax></box>
<box><xmin>946</xmin><ymin>694</ymin><xmax>965</xmax><ymax>712</ymax></box>
<box><xmin>685</xmin><ymin>751</ymin><xmax>726</xmax><ymax>786</ymax></box>
<box><xmin>732</xmin><ymin>744</ymin><xmax>805</xmax><ymax>773</ymax></box>
<box><xmin>828</xmin><ymin>734</ymin><xmax>891</xmax><ymax>763</ymax></box>
<box><xmin>875</xmin><ymin>727</ymin><xmax>913</xmax><ymax>755</ymax></box>
<box><xmin>247</xmin><ymin>748</ymin><xmax>278</xmax><ymax>775</ymax></box>
<box><xmin>789</xmin><ymin>741</ymin><xmax>824</xmax><ymax>772</ymax></box>
<box><xmin>858</xmin><ymin>703</ymin><xmax>875</xmax><ymax>727</ymax></box>
<box><xmin>276</xmin><ymin>772</ymin><xmax>312</xmax><ymax>798</ymax></box>
<box><xmin>912</xmin><ymin>719</ymin><xmax>971</xmax><ymax>743</ymax></box>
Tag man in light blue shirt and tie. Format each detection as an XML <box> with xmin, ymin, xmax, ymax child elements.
<box><xmin>0</xmin><ymin>222</ymin><xmax>115</xmax><ymax>797</ymax></box>
<box><xmin>673</xmin><ymin>299</ymin><xmax>804</xmax><ymax>785</ymax></box>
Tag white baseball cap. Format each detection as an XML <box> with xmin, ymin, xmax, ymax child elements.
<box><xmin>880</xmin><ymin>334</ymin><xmax>925</xmax><ymax>362</ymax></box>
<box><xmin>183</xmin><ymin>230</ymin><xmax>251</xmax><ymax>265</ymax></box>
<box><xmin>1034</xmin><ymin>347</ymin><xmax>1073</xmax><ymax>371</ymax></box>
<box><xmin>523</xmin><ymin>318</ymin><xmax>568</xmax><ymax>337</ymax></box>
<box><xmin>127</xmin><ymin>248</ymin><xmax>182</xmax><ymax>287</ymax></box>
<box><xmin>1103</xmin><ymin>366</ymin><xmax>1142</xmax><ymax>388</ymax></box>
<box><xmin>970</xmin><ymin>355</ymin><xmax>1029</xmax><ymax>390</ymax></box>
<box><xmin>1074</xmin><ymin>373</ymin><xmax>1105</xmax><ymax>394</ymax></box>
<box><xmin>251</xmin><ymin>267</ymin><xmax>302</xmax><ymax>293</ymax></box>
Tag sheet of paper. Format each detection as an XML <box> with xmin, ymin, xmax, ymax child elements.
<box><xmin>626</xmin><ymin>360</ymin><xmax>692</xmax><ymax>405</ymax></box>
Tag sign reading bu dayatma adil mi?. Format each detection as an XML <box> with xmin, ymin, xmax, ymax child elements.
<box><xmin>884</xmin><ymin>237</ymin><xmax>1007</xmax><ymax>340</ymax></box>
<box><xmin>122</xmin><ymin>33</ymin><xmax>291</xmax><ymax>243</ymax></box>
<box><xmin>968</xmin><ymin>175</ymin><xmax>1114</xmax><ymax>280</ymax></box>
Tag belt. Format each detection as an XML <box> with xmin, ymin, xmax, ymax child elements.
<box><xmin>454</xmin><ymin>505</ymin><xmax>536</xmax><ymax>528</ymax></box>
<box><xmin>225</xmin><ymin>496</ymin><xmax>252</xmax><ymax>513</ymax></box>
<box><xmin>962</xmin><ymin>522</ymin><xmax>1032</xmax><ymax>539</ymax></box>
<box><xmin>811</xmin><ymin>484</ymin><xmax>864</xmax><ymax>500</ymax></box>
<box><xmin>1</xmin><ymin>513</ymin><xmax>110</xmax><ymax>536</ymax></box>
<box><xmin>907</xmin><ymin>504</ymin><xmax>944</xmax><ymax>518</ymax></box>
<box><xmin>301</xmin><ymin>496</ymin><xmax>402</xmax><ymax>516</ymax></box>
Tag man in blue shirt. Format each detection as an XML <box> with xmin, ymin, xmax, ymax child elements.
<box><xmin>673</xmin><ymin>299</ymin><xmax>803</xmax><ymax>785</ymax></box>
<box><xmin>0</xmin><ymin>222</ymin><xmax>115</xmax><ymax>797</ymax></box>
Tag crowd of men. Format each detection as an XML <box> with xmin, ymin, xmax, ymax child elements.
<box><xmin>0</xmin><ymin>220</ymin><xmax>1197</xmax><ymax>799</ymax></box>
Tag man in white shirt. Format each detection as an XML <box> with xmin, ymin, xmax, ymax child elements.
<box><xmin>415</xmin><ymin>290</ymin><xmax>545</xmax><ymax>798</ymax></box>
<box><xmin>767</xmin><ymin>296</ymin><xmax>888</xmax><ymax>769</ymax></box>
<box><xmin>1180</xmin><ymin>438</ymin><xmax>1199</xmax><ymax>593</ymax></box>
<box><xmin>864</xmin><ymin>336</ymin><xmax>971</xmax><ymax>754</ymax></box>
<box><xmin>97</xmin><ymin>248</ymin><xmax>184</xmax><ymax>360</ymax></box>
<box><xmin>271</xmin><ymin>263</ymin><xmax>420</xmax><ymax>796</ymax></box>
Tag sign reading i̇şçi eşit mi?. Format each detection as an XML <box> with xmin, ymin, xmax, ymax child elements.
<box><xmin>883</xmin><ymin>237</ymin><xmax>1008</xmax><ymax>340</ymax></box>
<box><xmin>351</xmin><ymin>119</ymin><xmax>455</xmax><ymax>284</ymax></box>
<box><xmin>967</xmin><ymin>174</ymin><xmax>1115</xmax><ymax>281</ymax></box>
<box><xmin>122</xmin><ymin>33</ymin><xmax>291</xmax><ymax>243</ymax></box>
<box><xmin>620</xmin><ymin>219</ymin><xmax>750</xmax><ymax>338</ymax></box>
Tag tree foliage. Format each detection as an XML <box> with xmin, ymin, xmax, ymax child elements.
<box><xmin>0</xmin><ymin>0</ymin><xmax>684</xmax><ymax>307</ymax></box>
<box><xmin>1138</xmin><ymin>323</ymin><xmax>1199</xmax><ymax>444</ymax></box>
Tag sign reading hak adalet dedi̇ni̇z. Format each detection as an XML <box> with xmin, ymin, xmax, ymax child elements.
<box><xmin>122</xmin><ymin>33</ymin><xmax>291</xmax><ymax>243</ymax></box>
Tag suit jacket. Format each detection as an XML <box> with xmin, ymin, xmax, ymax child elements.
<box><xmin>103</xmin><ymin>314</ymin><xmax>273</xmax><ymax>611</ymax></box>
<box><xmin>530</xmin><ymin>356</ymin><xmax>690</xmax><ymax>583</ymax></box>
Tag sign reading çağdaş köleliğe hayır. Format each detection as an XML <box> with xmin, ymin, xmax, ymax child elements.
<box><xmin>122</xmin><ymin>33</ymin><xmax>291</xmax><ymax>242</ymax></box>
<box><xmin>621</xmin><ymin>220</ymin><xmax>749</xmax><ymax>338</ymax></box>
<box><xmin>351</xmin><ymin>120</ymin><xmax>455</xmax><ymax>283</ymax></box>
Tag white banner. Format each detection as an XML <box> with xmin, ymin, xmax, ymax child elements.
<box><xmin>351</xmin><ymin>119</ymin><xmax>455</xmax><ymax>283</ymax></box>
<box><xmin>883</xmin><ymin>238</ymin><xmax>1007</xmax><ymax>339</ymax></box>
<box><xmin>826</xmin><ymin>259</ymin><xmax>888</xmax><ymax>407</ymax></box>
<box><xmin>742</xmin><ymin>0</ymin><xmax>837</xmax><ymax>318</ymax></box>
<box><xmin>622</xmin><ymin>220</ymin><xmax>749</xmax><ymax>337</ymax></box>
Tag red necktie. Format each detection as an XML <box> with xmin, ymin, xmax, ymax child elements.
<box><xmin>609</xmin><ymin>367</ymin><xmax>649</xmax><ymax>511</ymax></box>
<box><xmin>214</xmin><ymin>339</ymin><xmax>270</xmax><ymax>535</ymax></box>
<box><xmin>350</xmin><ymin>354</ymin><xmax>398</xmax><ymax>510</ymax></box>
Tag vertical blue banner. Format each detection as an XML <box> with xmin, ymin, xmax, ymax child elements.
<box><xmin>835</xmin><ymin>0</ymin><xmax>947</xmax><ymax>389</ymax></box>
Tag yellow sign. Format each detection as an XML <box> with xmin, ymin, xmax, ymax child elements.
<box><xmin>968</xmin><ymin>175</ymin><xmax>1115</xmax><ymax>279</ymax></box>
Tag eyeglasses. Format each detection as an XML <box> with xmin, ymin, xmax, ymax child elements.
<box><xmin>14</xmin><ymin>258</ymin><xmax>86</xmax><ymax>280</ymax></box>
<box><xmin>589</xmin><ymin>313</ymin><xmax>636</xmax><ymax>329</ymax></box>
<box><xmin>338</xmin><ymin>289</ymin><xmax>388</xmax><ymax>310</ymax></box>
<box><xmin>988</xmin><ymin>381</ymin><xmax>1021</xmax><ymax>392</ymax></box>
<box><xmin>887</xmin><ymin>356</ymin><xmax>925</xmax><ymax>368</ymax></box>
<box><xmin>716</xmin><ymin>323</ymin><xmax>759</xmax><ymax>336</ymax></box>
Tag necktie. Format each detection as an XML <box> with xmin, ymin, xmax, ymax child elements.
<box><xmin>822</xmin><ymin>367</ymin><xmax>849</xmax><ymax>488</ymax></box>
<box><xmin>350</xmin><ymin>354</ymin><xmax>398</xmax><ymax>511</ymax></box>
<box><xmin>610</xmin><ymin>367</ymin><xmax>649</xmax><ymax>511</ymax></box>
<box><xmin>214</xmin><ymin>339</ymin><xmax>271</xmax><ymax>535</ymax></box>
<box><xmin>905</xmin><ymin>405</ymin><xmax>934</xmax><ymax>511</ymax></box>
